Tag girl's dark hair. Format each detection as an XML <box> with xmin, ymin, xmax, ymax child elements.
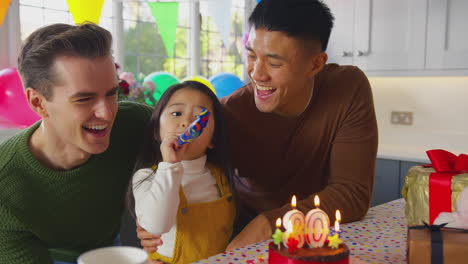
<box><xmin>126</xmin><ymin>81</ymin><xmax>234</xmax><ymax>218</ymax></box>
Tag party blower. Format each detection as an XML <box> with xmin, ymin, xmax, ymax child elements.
<box><xmin>178</xmin><ymin>108</ymin><xmax>210</xmax><ymax>145</ymax></box>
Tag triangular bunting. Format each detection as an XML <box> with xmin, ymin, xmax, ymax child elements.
<box><xmin>203</xmin><ymin>0</ymin><xmax>232</xmax><ymax>48</ymax></box>
<box><xmin>0</xmin><ymin>0</ymin><xmax>11</xmax><ymax>28</ymax></box>
<box><xmin>66</xmin><ymin>0</ymin><xmax>105</xmax><ymax>25</ymax></box>
<box><xmin>147</xmin><ymin>2</ymin><xmax>179</xmax><ymax>58</ymax></box>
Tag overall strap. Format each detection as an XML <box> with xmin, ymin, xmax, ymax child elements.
<box><xmin>207</xmin><ymin>163</ymin><xmax>231</xmax><ymax>197</ymax></box>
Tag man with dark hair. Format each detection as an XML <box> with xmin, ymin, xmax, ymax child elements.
<box><xmin>222</xmin><ymin>0</ymin><xmax>377</xmax><ymax>250</ymax></box>
<box><xmin>137</xmin><ymin>0</ymin><xmax>377</xmax><ymax>254</ymax></box>
<box><xmin>0</xmin><ymin>23</ymin><xmax>152</xmax><ymax>263</ymax></box>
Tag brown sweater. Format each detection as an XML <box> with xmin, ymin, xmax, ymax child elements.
<box><xmin>221</xmin><ymin>64</ymin><xmax>378</xmax><ymax>230</ymax></box>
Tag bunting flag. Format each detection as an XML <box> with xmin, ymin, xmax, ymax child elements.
<box><xmin>203</xmin><ymin>0</ymin><xmax>232</xmax><ymax>48</ymax></box>
<box><xmin>66</xmin><ymin>0</ymin><xmax>105</xmax><ymax>25</ymax></box>
<box><xmin>0</xmin><ymin>0</ymin><xmax>11</xmax><ymax>28</ymax></box>
<box><xmin>147</xmin><ymin>2</ymin><xmax>179</xmax><ymax>58</ymax></box>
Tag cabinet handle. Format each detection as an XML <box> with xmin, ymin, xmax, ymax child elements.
<box><xmin>342</xmin><ymin>51</ymin><xmax>352</xmax><ymax>57</ymax></box>
<box><xmin>356</xmin><ymin>50</ymin><xmax>369</xmax><ymax>56</ymax></box>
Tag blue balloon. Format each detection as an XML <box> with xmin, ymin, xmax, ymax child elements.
<box><xmin>209</xmin><ymin>73</ymin><xmax>245</xmax><ymax>98</ymax></box>
<box><xmin>256</xmin><ymin>0</ymin><xmax>261</xmax><ymax>3</ymax></box>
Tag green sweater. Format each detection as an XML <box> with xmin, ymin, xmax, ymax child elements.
<box><xmin>0</xmin><ymin>101</ymin><xmax>152</xmax><ymax>264</ymax></box>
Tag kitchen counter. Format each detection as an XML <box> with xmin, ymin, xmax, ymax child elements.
<box><xmin>378</xmin><ymin>144</ymin><xmax>430</xmax><ymax>163</ymax></box>
<box><xmin>377</xmin><ymin>128</ymin><xmax>468</xmax><ymax>163</ymax></box>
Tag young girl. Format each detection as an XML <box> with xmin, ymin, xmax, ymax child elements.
<box><xmin>128</xmin><ymin>81</ymin><xmax>235</xmax><ymax>264</ymax></box>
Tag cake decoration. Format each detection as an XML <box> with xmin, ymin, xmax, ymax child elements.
<box><xmin>267</xmin><ymin>195</ymin><xmax>349</xmax><ymax>264</ymax></box>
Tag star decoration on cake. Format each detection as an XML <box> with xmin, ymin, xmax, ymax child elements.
<box><xmin>272</xmin><ymin>229</ymin><xmax>284</xmax><ymax>245</ymax></box>
<box><xmin>327</xmin><ymin>234</ymin><xmax>343</xmax><ymax>249</ymax></box>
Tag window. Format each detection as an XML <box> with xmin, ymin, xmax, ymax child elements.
<box><xmin>17</xmin><ymin>0</ymin><xmax>245</xmax><ymax>82</ymax></box>
<box><xmin>122</xmin><ymin>1</ymin><xmax>190</xmax><ymax>80</ymax></box>
<box><xmin>200</xmin><ymin>0</ymin><xmax>245</xmax><ymax>78</ymax></box>
<box><xmin>19</xmin><ymin>0</ymin><xmax>113</xmax><ymax>41</ymax></box>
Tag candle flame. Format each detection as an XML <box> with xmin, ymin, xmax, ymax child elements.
<box><xmin>335</xmin><ymin>220</ymin><xmax>340</xmax><ymax>233</ymax></box>
<box><xmin>336</xmin><ymin>210</ymin><xmax>341</xmax><ymax>222</ymax></box>
<box><xmin>314</xmin><ymin>195</ymin><xmax>320</xmax><ymax>207</ymax></box>
<box><xmin>276</xmin><ymin>218</ymin><xmax>281</xmax><ymax>228</ymax></box>
<box><xmin>291</xmin><ymin>195</ymin><xmax>297</xmax><ymax>208</ymax></box>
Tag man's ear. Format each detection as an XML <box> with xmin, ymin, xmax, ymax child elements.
<box><xmin>306</xmin><ymin>52</ymin><xmax>328</xmax><ymax>78</ymax></box>
<box><xmin>25</xmin><ymin>88</ymin><xmax>48</xmax><ymax>118</ymax></box>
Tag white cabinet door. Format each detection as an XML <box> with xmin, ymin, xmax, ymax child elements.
<box><xmin>324</xmin><ymin>0</ymin><xmax>354</xmax><ymax>65</ymax></box>
<box><xmin>354</xmin><ymin>0</ymin><xmax>427</xmax><ymax>71</ymax></box>
<box><xmin>426</xmin><ymin>0</ymin><xmax>468</xmax><ymax>69</ymax></box>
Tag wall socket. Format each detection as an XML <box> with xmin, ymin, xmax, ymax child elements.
<box><xmin>391</xmin><ymin>111</ymin><xmax>413</xmax><ymax>125</ymax></box>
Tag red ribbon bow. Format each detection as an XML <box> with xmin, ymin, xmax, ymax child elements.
<box><xmin>426</xmin><ymin>149</ymin><xmax>468</xmax><ymax>224</ymax></box>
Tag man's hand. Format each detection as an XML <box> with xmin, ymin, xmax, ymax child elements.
<box><xmin>226</xmin><ymin>214</ymin><xmax>272</xmax><ymax>251</ymax></box>
<box><xmin>136</xmin><ymin>221</ymin><xmax>163</xmax><ymax>254</ymax></box>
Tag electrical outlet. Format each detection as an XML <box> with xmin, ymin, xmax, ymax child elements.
<box><xmin>391</xmin><ymin>111</ymin><xmax>413</xmax><ymax>125</ymax></box>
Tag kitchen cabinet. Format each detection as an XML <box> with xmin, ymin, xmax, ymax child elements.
<box><xmin>372</xmin><ymin>159</ymin><xmax>400</xmax><ymax>206</ymax></box>
<box><xmin>324</xmin><ymin>0</ymin><xmax>468</xmax><ymax>76</ymax></box>
<box><xmin>426</xmin><ymin>0</ymin><xmax>468</xmax><ymax>70</ymax></box>
<box><xmin>371</xmin><ymin>158</ymin><xmax>424</xmax><ymax>206</ymax></box>
<box><xmin>325</xmin><ymin>0</ymin><xmax>427</xmax><ymax>72</ymax></box>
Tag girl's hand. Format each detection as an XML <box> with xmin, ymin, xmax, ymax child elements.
<box><xmin>136</xmin><ymin>221</ymin><xmax>163</xmax><ymax>254</ymax></box>
<box><xmin>160</xmin><ymin>134</ymin><xmax>187</xmax><ymax>163</ymax></box>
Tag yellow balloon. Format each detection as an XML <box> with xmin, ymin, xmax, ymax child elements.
<box><xmin>182</xmin><ymin>76</ymin><xmax>216</xmax><ymax>95</ymax></box>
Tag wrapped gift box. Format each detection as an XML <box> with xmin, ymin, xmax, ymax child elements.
<box><xmin>408</xmin><ymin>226</ymin><xmax>468</xmax><ymax>264</ymax></box>
<box><xmin>402</xmin><ymin>165</ymin><xmax>468</xmax><ymax>226</ymax></box>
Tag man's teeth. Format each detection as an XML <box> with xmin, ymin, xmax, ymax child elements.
<box><xmin>257</xmin><ymin>85</ymin><xmax>274</xmax><ymax>91</ymax></box>
<box><xmin>83</xmin><ymin>124</ymin><xmax>107</xmax><ymax>130</ymax></box>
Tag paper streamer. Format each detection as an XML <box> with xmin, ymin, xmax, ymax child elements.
<box><xmin>147</xmin><ymin>2</ymin><xmax>179</xmax><ymax>57</ymax></box>
<box><xmin>202</xmin><ymin>0</ymin><xmax>232</xmax><ymax>48</ymax></box>
<box><xmin>66</xmin><ymin>0</ymin><xmax>105</xmax><ymax>25</ymax></box>
<box><xmin>0</xmin><ymin>0</ymin><xmax>11</xmax><ymax>28</ymax></box>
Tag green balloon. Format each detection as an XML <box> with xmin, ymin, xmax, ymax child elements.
<box><xmin>144</xmin><ymin>72</ymin><xmax>179</xmax><ymax>101</ymax></box>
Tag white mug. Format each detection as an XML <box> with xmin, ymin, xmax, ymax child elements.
<box><xmin>77</xmin><ymin>246</ymin><xmax>148</xmax><ymax>264</ymax></box>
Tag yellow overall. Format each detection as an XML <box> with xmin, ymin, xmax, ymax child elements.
<box><xmin>149</xmin><ymin>164</ymin><xmax>236</xmax><ymax>264</ymax></box>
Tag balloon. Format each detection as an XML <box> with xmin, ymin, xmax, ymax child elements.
<box><xmin>256</xmin><ymin>0</ymin><xmax>261</xmax><ymax>3</ymax></box>
<box><xmin>144</xmin><ymin>72</ymin><xmax>179</xmax><ymax>101</ymax></box>
<box><xmin>0</xmin><ymin>68</ymin><xmax>40</xmax><ymax>127</ymax></box>
<box><xmin>182</xmin><ymin>76</ymin><xmax>216</xmax><ymax>95</ymax></box>
<box><xmin>209</xmin><ymin>72</ymin><xmax>245</xmax><ymax>98</ymax></box>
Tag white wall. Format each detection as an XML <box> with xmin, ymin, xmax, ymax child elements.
<box><xmin>371</xmin><ymin>76</ymin><xmax>468</xmax><ymax>154</ymax></box>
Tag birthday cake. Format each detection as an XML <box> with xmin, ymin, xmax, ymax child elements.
<box><xmin>268</xmin><ymin>242</ymin><xmax>349</xmax><ymax>264</ymax></box>
<box><xmin>266</xmin><ymin>195</ymin><xmax>349</xmax><ymax>264</ymax></box>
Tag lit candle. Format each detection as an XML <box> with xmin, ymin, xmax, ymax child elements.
<box><xmin>327</xmin><ymin>210</ymin><xmax>343</xmax><ymax>249</ymax></box>
<box><xmin>304</xmin><ymin>195</ymin><xmax>330</xmax><ymax>248</ymax></box>
<box><xmin>335</xmin><ymin>210</ymin><xmax>341</xmax><ymax>233</ymax></box>
<box><xmin>272</xmin><ymin>218</ymin><xmax>284</xmax><ymax>250</ymax></box>
<box><xmin>282</xmin><ymin>195</ymin><xmax>305</xmax><ymax>249</ymax></box>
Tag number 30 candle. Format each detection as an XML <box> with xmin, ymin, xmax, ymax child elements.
<box><xmin>304</xmin><ymin>195</ymin><xmax>330</xmax><ymax>248</ymax></box>
<box><xmin>282</xmin><ymin>195</ymin><xmax>305</xmax><ymax>249</ymax></box>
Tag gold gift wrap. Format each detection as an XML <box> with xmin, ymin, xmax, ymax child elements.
<box><xmin>407</xmin><ymin>228</ymin><xmax>468</xmax><ymax>264</ymax></box>
<box><xmin>401</xmin><ymin>166</ymin><xmax>468</xmax><ymax>226</ymax></box>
